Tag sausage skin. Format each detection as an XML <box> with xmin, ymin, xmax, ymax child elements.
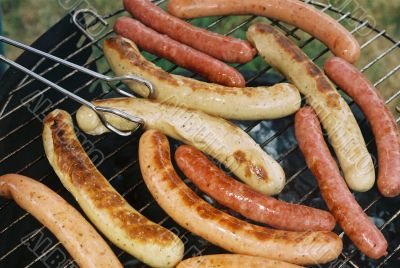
<box><xmin>76</xmin><ymin>98</ymin><xmax>286</xmax><ymax>196</ymax></box>
<box><xmin>247</xmin><ymin>23</ymin><xmax>375</xmax><ymax>192</ymax></box>
<box><xmin>167</xmin><ymin>0</ymin><xmax>360</xmax><ymax>63</ymax></box>
<box><xmin>324</xmin><ymin>57</ymin><xmax>400</xmax><ymax>198</ymax></box>
<box><xmin>0</xmin><ymin>174</ymin><xmax>122</xmax><ymax>268</ymax></box>
<box><xmin>175</xmin><ymin>145</ymin><xmax>335</xmax><ymax>232</ymax></box>
<box><xmin>42</xmin><ymin>109</ymin><xmax>184</xmax><ymax>268</ymax></box>
<box><xmin>295</xmin><ymin>107</ymin><xmax>388</xmax><ymax>259</ymax></box>
<box><xmin>113</xmin><ymin>17</ymin><xmax>245</xmax><ymax>87</ymax></box>
<box><xmin>123</xmin><ymin>0</ymin><xmax>256</xmax><ymax>63</ymax></box>
<box><xmin>139</xmin><ymin>130</ymin><xmax>343</xmax><ymax>265</ymax></box>
<box><xmin>176</xmin><ymin>254</ymin><xmax>303</xmax><ymax>268</ymax></box>
<box><xmin>103</xmin><ymin>36</ymin><xmax>301</xmax><ymax>120</ymax></box>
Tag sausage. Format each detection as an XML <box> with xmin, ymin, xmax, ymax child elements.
<box><xmin>103</xmin><ymin>36</ymin><xmax>301</xmax><ymax>120</ymax></box>
<box><xmin>324</xmin><ymin>57</ymin><xmax>400</xmax><ymax>198</ymax></box>
<box><xmin>76</xmin><ymin>98</ymin><xmax>286</xmax><ymax>196</ymax></box>
<box><xmin>175</xmin><ymin>145</ymin><xmax>335</xmax><ymax>232</ymax></box>
<box><xmin>176</xmin><ymin>254</ymin><xmax>303</xmax><ymax>268</ymax></box>
<box><xmin>42</xmin><ymin>109</ymin><xmax>184</xmax><ymax>268</ymax></box>
<box><xmin>246</xmin><ymin>23</ymin><xmax>375</xmax><ymax>192</ymax></box>
<box><xmin>123</xmin><ymin>0</ymin><xmax>256</xmax><ymax>63</ymax></box>
<box><xmin>139</xmin><ymin>130</ymin><xmax>343</xmax><ymax>265</ymax></box>
<box><xmin>167</xmin><ymin>0</ymin><xmax>360</xmax><ymax>63</ymax></box>
<box><xmin>0</xmin><ymin>174</ymin><xmax>122</xmax><ymax>268</ymax></box>
<box><xmin>113</xmin><ymin>17</ymin><xmax>245</xmax><ymax>87</ymax></box>
<box><xmin>295</xmin><ymin>107</ymin><xmax>388</xmax><ymax>259</ymax></box>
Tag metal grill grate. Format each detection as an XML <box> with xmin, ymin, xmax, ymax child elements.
<box><xmin>0</xmin><ymin>0</ymin><xmax>399</xmax><ymax>267</ymax></box>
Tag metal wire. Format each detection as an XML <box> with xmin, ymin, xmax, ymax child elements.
<box><xmin>0</xmin><ymin>1</ymin><xmax>399</xmax><ymax>267</ymax></box>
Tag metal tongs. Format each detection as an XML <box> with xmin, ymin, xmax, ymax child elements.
<box><xmin>0</xmin><ymin>36</ymin><xmax>154</xmax><ymax>136</ymax></box>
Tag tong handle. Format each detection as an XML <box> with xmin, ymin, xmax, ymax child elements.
<box><xmin>0</xmin><ymin>36</ymin><xmax>155</xmax><ymax>98</ymax></box>
<box><xmin>0</xmin><ymin>54</ymin><xmax>144</xmax><ymax>136</ymax></box>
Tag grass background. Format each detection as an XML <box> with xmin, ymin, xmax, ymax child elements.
<box><xmin>1</xmin><ymin>0</ymin><xmax>399</xmax><ymax>116</ymax></box>
<box><xmin>1</xmin><ymin>0</ymin><xmax>399</xmax><ymax>59</ymax></box>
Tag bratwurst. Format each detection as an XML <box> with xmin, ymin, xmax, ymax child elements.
<box><xmin>114</xmin><ymin>17</ymin><xmax>246</xmax><ymax>87</ymax></box>
<box><xmin>324</xmin><ymin>57</ymin><xmax>400</xmax><ymax>198</ymax></box>
<box><xmin>167</xmin><ymin>0</ymin><xmax>360</xmax><ymax>63</ymax></box>
<box><xmin>76</xmin><ymin>98</ymin><xmax>286</xmax><ymax>196</ymax></box>
<box><xmin>247</xmin><ymin>23</ymin><xmax>374</xmax><ymax>192</ymax></box>
<box><xmin>0</xmin><ymin>174</ymin><xmax>122</xmax><ymax>268</ymax></box>
<box><xmin>175</xmin><ymin>145</ymin><xmax>335</xmax><ymax>232</ymax></box>
<box><xmin>103</xmin><ymin>36</ymin><xmax>301</xmax><ymax>120</ymax></box>
<box><xmin>43</xmin><ymin>109</ymin><xmax>184</xmax><ymax>268</ymax></box>
<box><xmin>123</xmin><ymin>0</ymin><xmax>256</xmax><ymax>63</ymax></box>
<box><xmin>139</xmin><ymin>130</ymin><xmax>343</xmax><ymax>265</ymax></box>
<box><xmin>295</xmin><ymin>107</ymin><xmax>388</xmax><ymax>259</ymax></box>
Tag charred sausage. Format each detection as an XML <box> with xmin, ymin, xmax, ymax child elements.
<box><xmin>42</xmin><ymin>109</ymin><xmax>184</xmax><ymax>268</ymax></box>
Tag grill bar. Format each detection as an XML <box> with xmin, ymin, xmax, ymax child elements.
<box><xmin>0</xmin><ymin>1</ymin><xmax>399</xmax><ymax>267</ymax></box>
<box><xmin>2</xmin><ymin>85</ymin><xmax>398</xmax><ymax>266</ymax></box>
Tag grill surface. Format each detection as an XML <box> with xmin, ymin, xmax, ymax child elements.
<box><xmin>0</xmin><ymin>0</ymin><xmax>399</xmax><ymax>267</ymax></box>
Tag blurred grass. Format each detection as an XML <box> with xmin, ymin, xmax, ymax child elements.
<box><xmin>1</xmin><ymin>0</ymin><xmax>399</xmax><ymax>108</ymax></box>
<box><xmin>1</xmin><ymin>0</ymin><xmax>398</xmax><ymax>59</ymax></box>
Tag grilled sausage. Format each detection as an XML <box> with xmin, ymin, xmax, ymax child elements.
<box><xmin>103</xmin><ymin>36</ymin><xmax>301</xmax><ymax>120</ymax></box>
<box><xmin>324</xmin><ymin>57</ymin><xmax>400</xmax><ymax>198</ymax></box>
<box><xmin>123</xmin><ymin>0</ymin><xmax>256</xmax><ymax>63</ymax></box>
<box><xmin>0</xmin><ymin>174</ymin><xmax>122</xmax><ymax>268</ymax></box>
<box><xmin>42</xmin><ymin>109</ymin><xmax>184</xmax><ymax>268</ymax></box>
<box><xmin>295</xmin><ymin>107</ymin><xmax>388</xmax><ymax>259</ymax></box>
<box><xmin>247</xmin><ymin>23</ymin><xmax>374</xmax><ymax>192</ymax></box>
<box><xmin>175</xmin><ymin>145</ymin><xmax>335</xmax><ymax>232</ymax></box>
<box><xmin>176</xmin><ymin>254</ymin><xmax>303</xmax><ymax>268</ymax></box>
<box><xmin>76</xmin><ymin>98</ymin><xmax>286</xmax><ymax>196</ymax></box>
<box><xmin>167</xmin><ymin>0</ymin><xmax>360</xmax><ymax>63</ymax></box>
<box><xmin>113</xmin><ymin>17</ymin><xmax>245</xmax><ymax>87</ymax></box>
<box><xmin>139</xmin><ymin>130</ymin><xmax>343</xmax><ymax>265</ymax></box>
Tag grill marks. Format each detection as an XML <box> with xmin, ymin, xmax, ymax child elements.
<box><xmin>233</xmin><ymin>150</ymin><xmax>269</xmax><ymax>181</ymax></box>
<box><xmin>47</xmin><ymin>111</ymin><xmax>175</xmax><ymax>245</ymax></box>
<box><xmin>147</xmin><ymin>131</ymin><xmax>325</xmax><ymax>242</ymax></box>
<box><xmin>253</xmin><ymin>23</ymin><xmax>340</xmax><ymax>108</ymax></box>
<box><xmin>105</xmin><ymin>36</ymin><xmax>259</xmax><ymax>97</ymax></box>
<box><xmin>106</xmin><ymin>37</ymin><xmax>179</xmax><ymax>86</ymax></box>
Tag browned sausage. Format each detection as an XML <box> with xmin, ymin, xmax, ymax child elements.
<box><xmin>123</xmin><ymin>0</ymin><xmax>256</xmax><ymax>63</ymax></box>
<box><xmin>324</xmin><ymin>57</ymin><xmax>400</xmax><ymax>198</ymax></box>
<box><xmin>176</xmin><ymin>254</ymin><xmax>303</xmax><ymax>268</ymax></box>
<box><xmin>0</xmin><ymin>174</ymin><xmax>122</xmax><ymax>268</ymax></box>
<box><xmin>43</xmin><ymin>109</ymin><xmax>184</xmax><ymax>267</ymax></box>
<box><xmin>295</xmin><ymin>107</ymin><xmax>388</xmax><ymax>259</ymax></box>
<box><xmin>175</xmin><ymin>145</ymin><xmax>335</xmax><ymax>232</ymax></box>
<box><xmin>139</xmin><ymin>129</ymin><xmax>343</xmax><ymax>265</ymax></box>
<box><xmin>114</xmin><ymin>16</ymin><xmax>245</xmax><ymax>87</ymax></box>
<box><xmin>167</xmin><ymin>0</ymin><xmax>360</xmax><ymax>63</ymax></box>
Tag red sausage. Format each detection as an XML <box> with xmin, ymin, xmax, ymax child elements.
<box><xmin>123</xmin><ymin>0</ymin><xmax>256</xmax><ymax>63</ymax></box>
<box><xmin>175</xmin><ymin>145</ymin><xmax>335</xmax><ymax>232</ymax></box>
<box><xmin>167</xmin><ymin>0</ymin><xmax>361</xmax><ymax>63</ymax></box>
<box><xmin>324</xmin><ymin>57</ymin><xmax>400</xmax><ymax>198</ymax></box>
<box><xmin>295</xmin><ymin>106</ymin><xmax>388</xmax><ymax>259</ymax></box>
<box><xmin>114</xmin><ymin>17</ymin><xmax>245</xmax><ymax>87</ymax></box>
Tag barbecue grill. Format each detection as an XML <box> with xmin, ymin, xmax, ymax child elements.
<box><xmin>0</xmin><ymin>0</ymin><xmax>399</xmax><ymax>267</ymax></box>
